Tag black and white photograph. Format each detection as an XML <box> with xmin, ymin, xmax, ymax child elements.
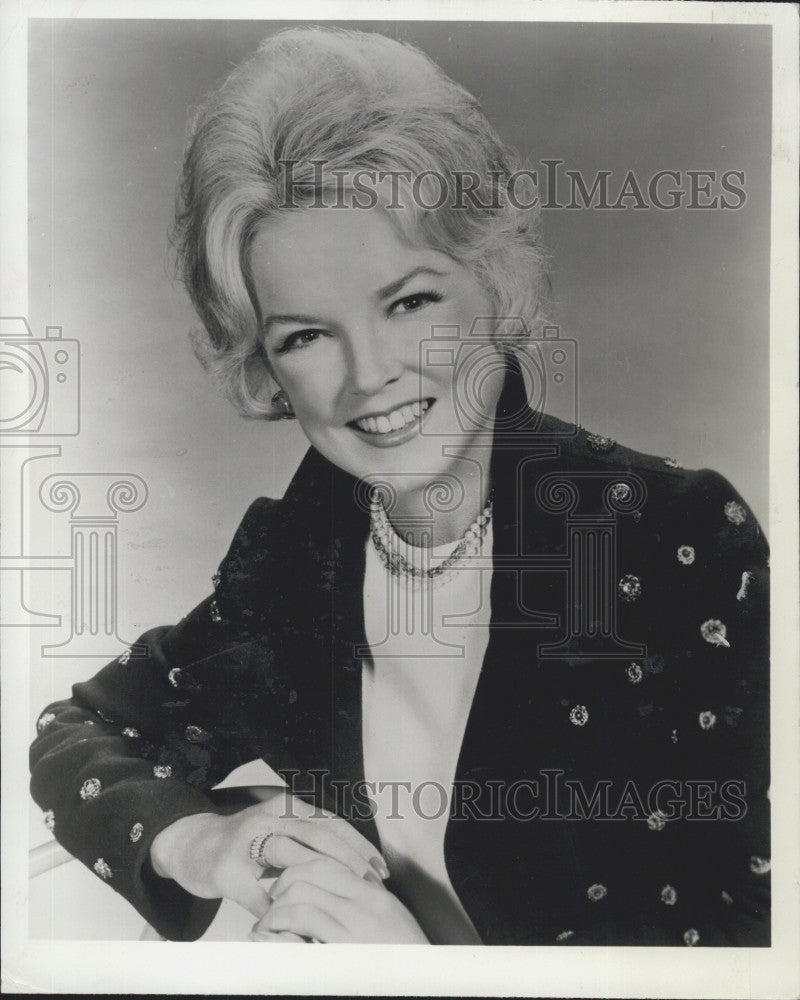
<box><xmin>2</xmin><ymin>1</ymin><xmax>798</xmax><ymax>995</ymax></box>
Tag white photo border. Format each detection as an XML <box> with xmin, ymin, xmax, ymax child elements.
<box><xmin>2</xmin><ymin>1</ymin><xmax>798</xmax><ymax>996</ymax></box>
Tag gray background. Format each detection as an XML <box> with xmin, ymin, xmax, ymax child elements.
<box><xmin>25</xmin><ymin>19</ymin><xmax>771</xmax><ymax>938</ymax></box>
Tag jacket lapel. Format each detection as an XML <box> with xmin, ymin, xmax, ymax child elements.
<box><xmin>441</xmin><ymin>359</ymin><xmax>582</xmax><ymax>941</ymax></box>
<box><xmin>276</xmin><ymin>449</ymin><xmax>380</xmax><ymax>847</ymax></box>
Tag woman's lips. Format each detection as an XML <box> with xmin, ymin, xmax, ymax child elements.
<box><xmin>348</xmin><ymin>399</ymin><xmax>434</xmax><ymax>447</ymax></box>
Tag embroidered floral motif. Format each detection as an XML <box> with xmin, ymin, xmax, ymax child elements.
<box><xmin>663</xmin><ymin>456</ymin><xmax>682</xmax><ymax>469</ymax></box>
<box><xmin>677</xmin><ymin>545</ymin><xmax>695</xmax><ymax>566</ymax></box>
<box><xmin>122</xmin><ymin>726</ymin><xmax>141</xmax><ymax>738</ymax></box>
<box><xmin>661</xmin><ymin>884</ymin><xmax>677</xmax><ymax>905</ymax></box>
<box><xmin>671</xmin><ymin>729</ymin><xmax>678</xmax><ymax>744</ymax></box>
<box><xmin>587</xmin><ymin>883</ymin><xmax>607</xmax><ymax>902</ymax></box>
<box><xmin>698</xmin><ymin>711</ymin><xmax>716</xmax><ymax>731</ymax></box>
<box><xmin>84</xmin><ymin>720</ymin><xmax>95</xmax><ymax>726</ymax></box>
<box><xmin>43</xmin><ymin>809</ymin><xmax>55</xmax><ymax>832</ymax></box>
<box><xmin>80</xmin><ymin>778</ymin><xmax>102</xmax><ymax>800</ymax></box>
<box><xmin>683</xmin><ymin>928</ymin><xmax>700</xmax><ymax>946</ymax></box>
<box><xmin>93</xmin><ymin>858</ymin><xmax>112</xmax><ymax>880</ymax></box>
<box><xmin>724</xmin><ymin>500</ymin><xmax>746</xmax><ymax>525</ymax></box>
<box><xmin>736</xmin><ymin>571</ymin><xmax>753</xmax><ymax>602</ymax></box>
<box><xmin>153</xmin><ymin>765</ymin><xmax>172</xmax><ymax>779</ymax></box>
<box><xmin>647</xmin><ymin>810</ymin><xmax>667</xmax><ymax>831</ymax></box>
<box><xmin>37</xmin><ymin>712</ymin><xmax>56</xmax><ymax>733</ymax></box>
<box><xmin>618</xmin><ymin>574</ymin><xmax>642</xmax><ymax>602</ymax></box>
<box><xmin>749</xmin><ymin>856</ymin><xmax>770</xmax><ymax>875</ymax></box>
<box><xmin>569</xmin><ymin>704</ymin><xmax>589</xmax><ymax>727</ymax></box>
<box><xmin>586</xmin><ymin>433</ymin><xmax>616</xmax><ymax>454</ymax></box>
<box><xmin>211</xmin><ymin>571</ymin><xmax>221</xmax><ymax>588</ymax></box>
<box><xmin>168</xmin><ymin>668</ymin><xmax>182</xmax><ymax>688</ymax></box>
<box><xmin>626</xmin><ymin>663</ymin><xmax>643</xmax><ymax>684</ymax></box>
<box><xmin>721</xmin><ymin>890</ymin><xmax>733</xmax><ymax>905</ymax></box>
<box><xmin>184</xmin><ymin>725</ymin><xmax>208</xmax><ymax>743</ymax></box>
<box><xmin>610</xmin><ymin>482</ymin><xmax>631</xmax><ymax>503</ymax></box>
<box><xmin>129</xmin><ymin>822</ymin><xmax>144</xmax><ymax>843</ymax></box>
<box><xmin>556</xmin><ymin>930</ymin><xmax>574</xmax><ymax>942</ymax></box>
<box><xmin>209</xmin><ymin>600</ymin><xmax>222</xmax><ymax>623</ymax></box>
<box><xmin>700</xmin><ymin>619</ymin><xmax>730</xmax><ymax>648</ymax></box>
<box><xmin>118</xmin><ymin>648</ymin><xmax>132</xmax><ymax>665</ymax></box>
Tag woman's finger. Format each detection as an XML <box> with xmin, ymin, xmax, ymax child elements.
<box><xmin>269</xmin><ymin>880</ymin><xmax>351</xmax><ymax>915</ymax></box>
<box><xmin>229</xmin><ymin>871</ymin><xmax>272</xmax><ymax>919</ymax></box>
<box><xmin>264</xmin><ymin>901</ymin><xmax>350</xmax><ymax>944</ymax></box>
<box><xmin>303</xmin><ymin>807</ymin><xmax>385</xmax><ymax>869</ymax></box>
<box><xmin>270</xmin><ymin>855</ymin><xmax>381</xmax><ymax>901</ymax></box>
<box><xmin>241</xmin><ymin>800</ymin><xmax>388</xmax><ymax>877</ymax></box>
<box><xmin>252</xmin><ymin>832</ymin><xmax>329</xmax><ymax>871</ymax></box>
<box><xmin>273</xmin><ymin>818</ymin><xmax>378</xmax><ymax>878</ymax></box>
<box><xmin>249</xmin><ymin>925</ymin><xmax>306</xmax><ymax>943</ymax></box>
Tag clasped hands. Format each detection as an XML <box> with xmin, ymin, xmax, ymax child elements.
<box><xmin>150</xmin><ymin>789</ymin><xmax>428</xmax><ymax>944</ymax></box>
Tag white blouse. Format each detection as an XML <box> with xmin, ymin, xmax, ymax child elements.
<box><xmin>361</xmin><ymin>522</ymin><xmax>493</xmax><ymax>944</ymax></box>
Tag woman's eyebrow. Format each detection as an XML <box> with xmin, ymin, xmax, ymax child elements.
<box><xmin>377</xmin><ymin>266</ymin><xmax>447</xmax><ymax>300</ymax></box>
<box><xmin>262</xmin><ymin>312</ymin><xmax>322</xmax><ymax>334</ymax></box>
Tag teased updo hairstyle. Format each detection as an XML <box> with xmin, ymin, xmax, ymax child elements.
<box><xmin>171</xmin><ymin>26</ymin><xmax>550</xmax><ymax>418</ymax></box>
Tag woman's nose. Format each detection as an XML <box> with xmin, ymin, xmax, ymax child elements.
<box><xmin>344</xmin><ymin>326</ymin><xmax>402</xmax><ymax>396</ymax></box>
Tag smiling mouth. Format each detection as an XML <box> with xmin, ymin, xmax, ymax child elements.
<box><xmin>350</xmin><ymin>399</ymin><xmax>433</xmax><ymax>435</ymax></box>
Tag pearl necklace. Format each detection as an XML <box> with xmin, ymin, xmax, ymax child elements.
<box><xmin>369</xmin><ymin>489</ymin><xmax>494</xmax><ymax>586</ymax></box>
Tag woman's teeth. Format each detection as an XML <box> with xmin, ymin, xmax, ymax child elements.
<box><xmin>355</xmin><ymin>400</ymin><xmax>430</xmax><ymax>434</ymax></box>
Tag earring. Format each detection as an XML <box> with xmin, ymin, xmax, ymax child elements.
<box><xmin>270</xmin><ymin>389</ymin><xmax>295</xmax><ymax>419</ymax></box>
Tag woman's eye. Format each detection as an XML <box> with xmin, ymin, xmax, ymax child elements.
<box><xmin>279</xmin><ymin>329</ymin><xmax>324</xmax><ymax>353</ymax></box>
<box><xmin>390</xmin><ymin>290</ymin><xmax>443</xmax><ymax>315</ymax></box>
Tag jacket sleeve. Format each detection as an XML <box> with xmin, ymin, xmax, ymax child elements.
<box><xmin>29</xmin><ymin>497</ymin><xmax>280</xmax><ymax>942</ymax></box>
<box><xmin>564</xmin><ymin>467</ymin><xmax>770</xmax><ymax>947</ymax></box>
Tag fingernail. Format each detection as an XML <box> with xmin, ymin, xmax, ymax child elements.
<box><xmin>370</xmin><ymin>855</ymin><xmax>390</xmax><ymax>879</ymax></box>
<box><xmin>363</xmin><ymin>868</ymin><xmax>382</xmax><ymax>885</ymax></box>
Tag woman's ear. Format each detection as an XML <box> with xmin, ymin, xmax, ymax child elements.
<box><xmin>270</xmin><ymin>389</ymin><xmax>295</xmax><ymax>418</ymax></box>
<box><xmin>241</xmin><ymin>351</ymin><xmax>293</xmax><ymax>419</ymax></box>
<box><xmin>266</xmin><ymin>369</ymin><xmax>295</xmax><ymax>418</ymax></box>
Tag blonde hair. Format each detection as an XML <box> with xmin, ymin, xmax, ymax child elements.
<box><xmin>171</xmin><ymin>25</ymin><xmax>550</xmax><ymax>418</ymax></box>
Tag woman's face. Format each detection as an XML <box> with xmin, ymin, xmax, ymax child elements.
<box><xmin>250</xmin><ymin>205</ymin><xmax>506</xmax><ymax>493</ymax></box>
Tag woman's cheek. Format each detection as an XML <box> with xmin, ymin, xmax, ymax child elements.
<box><xmin>279</xmin><ymin>366</ymin><xmax>338</xmax><ymax>422</ymax></box>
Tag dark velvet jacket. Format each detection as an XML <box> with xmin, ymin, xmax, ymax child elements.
<box><xmin>30</xmin><ymin>364</ymin><xmax>770</xmax><ymax>945</ymax></box>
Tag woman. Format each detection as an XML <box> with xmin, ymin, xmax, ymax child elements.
<box><xmin>29</xmin><ymin>26</ymin><xmax>770</xmax><ymax>946</ymax></box>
